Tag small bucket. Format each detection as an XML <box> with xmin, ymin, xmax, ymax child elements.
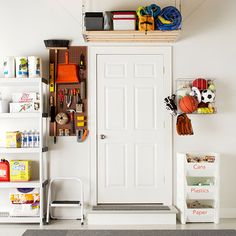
<box><xmin>15</xmin><ymin>57</ymin><xmax>28</xmax><ymax>78</ymax></box>
<box><xmin>3</xmin><ymin>57</ymin><xmax>15</xmax><ymax>78</ymax></box>
<box><xmin>28</xmin><ymin>56</ymin><xmax>42</xmax><ymax>78</ymax></box>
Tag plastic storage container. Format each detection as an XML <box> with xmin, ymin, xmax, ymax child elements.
<box><xmin>113</xmin><ymin>11</ymin><xmax>136</xmax><ymax>30</ymax></box>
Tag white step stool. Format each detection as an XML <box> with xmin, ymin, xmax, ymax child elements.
<box><xmin>46</xmin><ymin>177</ymin><xmax>84</xmax><ymax>224</ymax></box>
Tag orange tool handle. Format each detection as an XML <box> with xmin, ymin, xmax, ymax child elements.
<box><xmin>65</xmin><ymin>51</ymin><xmax>69</xmax><ymax>64</ymax></box>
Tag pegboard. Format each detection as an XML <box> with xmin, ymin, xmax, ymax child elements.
<box><xmin>49</xmin><ymin>46</ymin><xmax>88</xmax><ymax>138</ymax></box>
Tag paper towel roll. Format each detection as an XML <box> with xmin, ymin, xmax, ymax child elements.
<box><xmin>28</xmin><ymin>56</ymin><xmax>41</xmax><ymax>78</ymax></box>
<box><xmin>3</xmin><ymin>57</ymin><xmax>15</xmax><ymax>78</ymax></box>
<box><xmin>15</xmin><ymin>57</ymin><xmax>28</xmax><ymax>78</ymax></box>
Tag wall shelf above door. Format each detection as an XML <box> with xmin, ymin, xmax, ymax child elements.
<box><xmin>83</xmin><ymin>30</ymin><xmax>181</xmax><ymax>43</ymax></box>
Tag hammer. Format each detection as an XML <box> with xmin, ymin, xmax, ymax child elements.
<box><xmin>67</xmin><ymin>109</ymin><xmax>75</xmax><ymax>134</ymax></box>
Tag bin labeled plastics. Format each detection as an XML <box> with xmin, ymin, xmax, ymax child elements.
<box><xmin>3</xmin><ymin>56</ymin><xmax>15</xmax><ymax>78</ymax></box>
<box><xmin>15</xmin><ymin>57</ymin><xmax>28</xmax><ymax>78</ymax></box>
<box><xmin>28</xmin><ymin>56</ymin><xmax>41</xmax><ymax>78</ymax></box>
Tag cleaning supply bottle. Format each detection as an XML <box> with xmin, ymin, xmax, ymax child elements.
<box><xmin>0</xmin><ymin>159</ymin><xmax>10</xmax><ymax>181</ymax></box>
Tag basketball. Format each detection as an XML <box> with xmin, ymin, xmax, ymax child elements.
<box><xmin>179</xmin><ymin>96</ymin><xmax>198</xmax><ymax>113</ymax></box>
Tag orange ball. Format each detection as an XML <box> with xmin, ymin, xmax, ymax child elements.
<box><xmin>179</xmin><ymin>96</ymin><xmax>198</xmax><ymax>113</ymax></box>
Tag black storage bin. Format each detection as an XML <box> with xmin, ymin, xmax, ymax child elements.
<box><xmin>85</xmin><ymin>12</ymin><xmax>104</xmax><ymax>30</ymax></box>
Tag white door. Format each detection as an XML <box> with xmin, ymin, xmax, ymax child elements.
<box><xmin>96</xmin><ymin>51</ymin><xmax>171</xmax><ymax>204</ymax></box>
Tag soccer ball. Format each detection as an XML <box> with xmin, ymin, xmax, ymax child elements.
<box><xmin>201</xmin><ymin>89</ymin><xmax>215</xmax><ymax>103</ymax></box>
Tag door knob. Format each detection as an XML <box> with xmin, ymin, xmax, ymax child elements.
<box><xmin>100</xmin><ymin>134</ymin><xmax>106</xmax><ymax>139</ymax></box>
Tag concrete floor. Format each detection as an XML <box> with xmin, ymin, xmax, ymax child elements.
<box><xmin>0</xmin><ymin>219</ymin><xmax>236</xmax><ymax>236</ymax></box>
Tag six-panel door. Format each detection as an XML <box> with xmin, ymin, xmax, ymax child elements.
<box><xmin>97</xmin><ymin>54</ymin><xmax>167</xmax><ymax>203</ymax></box>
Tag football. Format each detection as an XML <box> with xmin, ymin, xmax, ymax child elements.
<box><xmin>201</xmin><ymin>89</ymin><xmax>215</xmax><ymax>103</ymax></box>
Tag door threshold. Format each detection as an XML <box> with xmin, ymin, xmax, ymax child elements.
<box><xmin>92</xmin><ymin>204</ymin><xmax>170</xmax><ymax>211</ymax></box>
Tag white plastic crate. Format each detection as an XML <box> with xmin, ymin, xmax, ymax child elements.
<box><xmin>186</xmin><ymin>186</ymin><xmax>215</xmax><ymax>200</ymax></box>
<box><xmin>186</xmin><ymin>208</ymin><xmax>215</xmax><ymax>223</ymax></box>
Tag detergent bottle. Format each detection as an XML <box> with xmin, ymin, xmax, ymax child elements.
<box><xmin>0</xmin><ymin>159</ymin><xmax>10</xmax><ymax>181</ymax></box>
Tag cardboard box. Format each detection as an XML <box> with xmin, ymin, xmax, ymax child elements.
<box><xmin>6</xmin><ymin>131</ymin><xmax>21</xmax><ymax>148</ymax></box>
<box><xmin>10</xmin><ymin>102</ymin><xmax>40</xmax><ymax>113</ymax></box>
<box><xmin>10</xmin><ymin>160</ymin><xmax>32</xmax><ymax>181</ymax></box>
<box><xmin>12</xmin><ymin>92</ymin><xmax>39</xmax><ymax>103</ymax></box>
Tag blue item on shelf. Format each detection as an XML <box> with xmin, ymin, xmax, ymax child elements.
<box><xmin>156</xmin><ymin>6</ymin><xmax>182</xmax><ymax>31</ymax></box>
<box><xmin>145</xmin><ymin>4</ymin><xmax>161</xmax><ymax>18</ymax></box>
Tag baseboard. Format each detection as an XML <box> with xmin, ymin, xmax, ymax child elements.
<box><xmin>220</xmin><ymin>208</ymin><xmax>236</xmax><ymax>218</ymax></box>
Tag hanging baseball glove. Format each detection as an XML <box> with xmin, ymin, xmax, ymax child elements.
<box><xmin>176</xmin><ymin>113</ymin><xmax>193</xmax><ymax>135</ymax></box>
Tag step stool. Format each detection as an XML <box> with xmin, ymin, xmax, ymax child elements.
<box><xmin>46</xmin><ymin>177</ymin><xmax>84</xmax><ymax>224</ymax></box>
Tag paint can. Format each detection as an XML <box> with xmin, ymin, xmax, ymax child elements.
<box><xmin>15</xmin><ymin>57</ymin><xmax>28</xmax><ymax>78</ymax></box>
<box><xmin>3</xmin><ymin>57</ymin><xmax>15</xmax><ymax>78</ymax></box>
<box><xmin>28</xmin><ymin>56</ymin><xmax>41</xmax><ymax>78</ymax></box>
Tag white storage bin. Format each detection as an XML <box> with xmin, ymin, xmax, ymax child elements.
<box><xmin>185</xmin><ymin>153</ymin><xmax>218</xmax><ymax>177</ymax></box>
<box><xmin>113</xmin><ymin>18</ymin><xmax>136</xmax><ymax>30</ymax></box>
<box><xmin>186</xmin><ymin>208</ymin><xmax>215</xmax><ymax>223</ymax></box>
<box><xmin>186</xmin><ymin>186</ymin><xmax>215</xmax><ymax>200</ymax></box>
<box><xmin>186</xmin><ymin>162</ymin><xmax>217</xmax><ymax>177</ymax></box>
<box><xmin>176</xmin><ymin>152</ymin><xmax>220</xmax><ymax>224</ymax></box>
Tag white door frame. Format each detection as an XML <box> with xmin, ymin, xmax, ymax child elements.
<box><xmin>89</xmin><ymin>46</ymin><xmax>172</xmax><ymax>206</ymax></box>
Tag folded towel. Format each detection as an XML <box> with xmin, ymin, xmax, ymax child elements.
<box><xmin>145</xmin><ymin>4</ymin><xmax>161</xmax><ymax>18</ymax></box>
<box><xmin>156</xmin><ymin>6</ymin><xmax>182</xmax><ymax>31</ymax></box>
<box><xmin>136</xmin><ymin>6</ymin><xmax>147</xmax><ymax>17</ymax></box>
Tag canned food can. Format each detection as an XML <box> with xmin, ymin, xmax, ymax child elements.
<box><xmin>3</xmin><ymin>57</ymin><xmax>15</xmax><ymax>78</ymax></box>
<box><xmin>15</xmin><ymin>57</ymin><xmax>28</xmax><ymax>78</ymax></box>
<box><xmin>28</xmin><ymin>56</ymin><xmax>41</xmax><ymax>78</ymax></box>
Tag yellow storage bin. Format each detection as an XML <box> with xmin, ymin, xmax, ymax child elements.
<box><xmin>10</xmin><ymin>160</ymin><xmax>32</xmax><ymax>181</ymax></box>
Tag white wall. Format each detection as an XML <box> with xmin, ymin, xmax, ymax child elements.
<box><xmin>0</xmin><ymin>0</ymin><xmax>236</xmax><ymax>218</ymax></box>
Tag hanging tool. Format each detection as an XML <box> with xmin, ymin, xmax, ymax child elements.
<box><xmin>58</xmin><ymin>89</ymin><xmax>64</xmax><ymax>109</ymax></box>
<box><xmin>76</xmin><ymin>89</ymin><xmax>83</xmax><ymax>113</ymax></box>
<box><xmin>53</xmin><ymin>49</ymin><xmax>58</xmax><ymax>143</ymax></box>
<box><xmin>67</xmin><ymin>109</ymin><xmax>76</xmax><ymax>134</ymax></box>
<box><xmin>76</xmin><ymin>129</ymin><xmax>88</xmax><ymax>142</ymax></box>
<box><xmin>57</xmin><ymin>51</ymin><xmax>79</xmax><ymax>84</ymax></box>
<box><xmin>80</xmin><ymin>81</ymin><xmax>86</xmax><ymax>100</ymax></box>
<box><xmin>79</xmin><ymin>52</ymin><xmax>85</xmax><ymax>80</ymax></box>
<box><xmin>72</xmin><ymin>88</ymin><xmax>77</xmax><ymax>103</ymax></box>
<box><xmin>66</xmin><ymin>89</ymin><xmax>72</xmax><ymax>108</ymax></box>
<box><xmin>65</xmin><ymin>88</ymin><xmax>71</xmax><ymax>108</ymax></box>
<box><xmin>50</xmin><ymin>96</ymin><xmax>55</xmax><ymax>122</ymax></box>
<box><xmin>55</xmin><ymin>112</ymin><xmax>69</xmax><ymax>125</ymax></box>
<box><xmin>44</xmin><ymin>39</ymin><xmax>70</xmax><ymax>143</ymax></box>
<box><xmin>49</xmin><ymin>63</ymin><xmax>55</xmax><ymax>92</ymax></box>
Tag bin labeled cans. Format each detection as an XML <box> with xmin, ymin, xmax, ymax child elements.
<box><xmin>28</xmin><ymin>56</ymin><xmax>41</xmax><ymax>78</ymax></box>
<box><xmin>3</xmin><ymin>57</ymin><xmax>15</xmax><ymax>78</ymax></box>
<box><xmin>15</xmin><ymin>57</ymin><xmax>28</xmax><ymax>78</ymax></box>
